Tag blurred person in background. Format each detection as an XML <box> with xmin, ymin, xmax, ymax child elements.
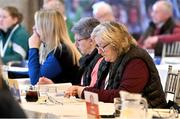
<box><xmin>28</xmin><ymin>9</ymin><xmax>81</xmax><ymax>85</ymax></box>
<box><xmin>92</xmin><ymin>1</ymin><xmax>115</xmax><ymax>22</ymax></box>
<box><xmin>138</xmin><ymin>0</ymin><xmax>180</xmax><ymax>57</ymax></box>
<box><xmin>38</xmin><ymin>17</ymin><xmax>103</xmax><ymax>87</ymax></box>
<box><xmin>43</xmin><ymin>0</ymin><xmax>75</xmax><ymax>42</ymax></box>
<box><xmin>0</xmin><ymin>6</ymin><xmax>29</xmax><ymax>64</ymax></box>
<box><xmin>65</xmin><ymin>21</ymin><xmax>167</xmax><ymax>108</ymax></box>
<box><xmin>127</xmin><ymin>6</ymin><xmax>142</xmax><ymax>40</ymax></box>
<box><xmin>0</xmin><ymin>8</ymin><xmax>3</xmax><ymax>30</ymax></box>
<box><xmin>112</xmin><ymin>4</ymin><xmax>128</xmax><ymax>25</ymax></box>
<box><xmin>67</xmin><ymin>0</ymin><xmax>83</xmax><ymax>24</ymax></box>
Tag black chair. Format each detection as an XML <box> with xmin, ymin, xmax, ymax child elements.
<box><xmin>7</xmin><ymin>61</ymin><xmax>29</xmax><ymax>79</ymax></box>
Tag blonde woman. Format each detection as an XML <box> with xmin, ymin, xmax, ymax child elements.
<box><xmin>28</xmin><ymin>9</ymin><xmax>81</xmax><ymax>85</ymax></box>
<box><xmin>65</xmin><ymin>21</ymin><xmax>167</xmax><ymax>108</ymax></box>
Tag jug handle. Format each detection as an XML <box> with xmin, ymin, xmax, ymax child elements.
<box><xmin>140</xmin><ymin>98</ymin><xmax>148</xmax><ymax>117</ymax></box>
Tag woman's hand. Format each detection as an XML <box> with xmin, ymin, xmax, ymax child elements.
<box><xmin>28</xmin><ymin>32</ymin><xmax>41</xmax><ymax>49</ymax></box>
<box><xmin>37</xmin><ymin>77</ymin><xmax>54</xmax><ymax>85</ymax></box>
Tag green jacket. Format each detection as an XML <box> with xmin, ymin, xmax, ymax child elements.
<box><xmin>0</xmin><ymin>24</ymin><xmax>29</xmax><ymax>64</ymax></box>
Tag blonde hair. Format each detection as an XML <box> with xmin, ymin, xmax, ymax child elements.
<box><xmin>91</xmin><ymin>21</ymin><xmax>137</xmax><ymax>55</ymax></box>
<box><xmin>35</xmin><ymin>9</ymin><xmax>81</xmax><ymax>65</ymax></box>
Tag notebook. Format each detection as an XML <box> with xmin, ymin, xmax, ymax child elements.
<box><xmin>37</xmin><ymin>83</ymin><xmax>72</xmax><ymax>96</ymax></box>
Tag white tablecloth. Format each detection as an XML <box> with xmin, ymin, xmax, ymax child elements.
<box><xmin>15</xmin><ymin>78</ymin><xmax>180</xmax><ymax>119</ymax></box>
<box><xmin>20</xmin><ymin>97</ymin><xmax>114</xmax><ymax>118</ymax></box>
<box><xmin>21</xmin><ymin>98</ymin><xmax>180</xmax><ymax>119</ymax></box>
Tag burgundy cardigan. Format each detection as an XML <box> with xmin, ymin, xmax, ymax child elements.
<box><xmin>82</xmin><ymin>59</ymin><xmax>149</xmax><ymax>103</ymax></box>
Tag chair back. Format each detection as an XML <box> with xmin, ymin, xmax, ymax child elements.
<box><xmin>7</xmin><ymin>60</ymin><xmax>29</xmax><ymax>79</ymax></box>
<box><xmin>162</xmin><ymin>42</ymin><xmax>180</xmax><ymax>57</ymax></box>
<box><xmin>175</xmin><ymin>73</ymin><xmax>180</xmax><ymax>105</ymax></box>
<box><xmin>165</xmin><ymin>65</ymin><xmax>180</xmax><ymax>103</ymax></box>
<box><xmin>8</xmin><ymin>60</ymin><xmax>27</xmax><ymax>67</ymax></box>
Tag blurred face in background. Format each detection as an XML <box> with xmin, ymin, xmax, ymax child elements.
<box><xmin>74</xmin><ymin>33</ymin><xmax>92</xmax><ymax>55</ymax></box>
<box><xmin>151</xmin><ymin>2</ymin><xmax>172</xmax><ymax>25</ymax></box>
<box><xmin>94</xmin><ymin>10</ymin><xmax>114</xmax><ymax>22</ymax></box>
<box><xmin>0</xmin><ymin>9</ymin><xmax>4</xmax><ymax>30</ymax></box>
<box><xmin>0</xmin><ymin>9</ymin><xmax>17</xmax><ymax>32</ymax></box>
<box><xmin>43</xmin><ymin>0</ymin><xmax>66</xmax><ymax>20</ymax></box>
<box><xmin>129</xmin><ymin>8</ymin><xmax>139</xmax><ymax>24</ymax></box>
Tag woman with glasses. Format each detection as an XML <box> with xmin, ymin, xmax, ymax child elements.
<box><xmin>71</xmin><ymin>17</ymin><xmax>103</xmax><ymax>87</ymax></box>
<box><xmin>28</xmin><ymin>9</ymin><xmax>81</xmax><ymax>85</ymax></box>
<box><xmin>38</xmin><ymin>17</ymin><xmax>103</xmax><ymax>87</ymax></box>
<box><xmin>65</xmin><ymin>21</ymin><xmax>167</xmax><ymax>108</ymax></box>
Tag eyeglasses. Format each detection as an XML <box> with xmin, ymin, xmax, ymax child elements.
<box><xmin>96</xmin><ymin>43</ymin><xmax>110</xmax><ymax>52</ymax></box>
<box><xmin>75</xmin><ymin>37</ymin><xmax>90</xmax><ymax>42</ymax></box>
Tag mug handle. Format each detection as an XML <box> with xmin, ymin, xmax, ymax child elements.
<box><xmin>140</xmin><ymin>98</ymin><xmax>148</xmax><ymax>118</ymax></box>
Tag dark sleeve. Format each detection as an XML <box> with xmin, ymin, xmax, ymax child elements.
<box><xmin>28</xmin><ymin>48</ymin><xmax>62</xmax><ymax>85</ymax></box>
<box><xmin>0</xmin><ymin>91</ymin><xmax>26</xmax><ymax>118</ymax></box>
<box><xmin>0</xmin><ymin>80</ymin><xmax>26</xmax><ymax>118</ymax></box>
<box><xmin>158</xmin><ymin>26</ymin><xmax>180</xmax><ymax>43</ymax></box>
<box><xmin>83</xmin><ymin>59</ymin><xmax>149</xmax><ymax>103</ymax></box>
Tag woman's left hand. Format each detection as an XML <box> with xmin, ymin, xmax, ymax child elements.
<box><xmin>28</xmin><ymin>32</ymin><xmax>41</xmax><ymax>49</ymax></box>
<box><xmin>37</xmin><ymin>77</ymin><xmax>54</xmax><ymax>85</ymax></box>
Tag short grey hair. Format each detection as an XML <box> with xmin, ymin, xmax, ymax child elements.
<box><xmin>92</xmin><ymin>1</ymin><xmax>113</xmax><ymax>16</ymax></box>
<box><xmin>71</xmin><ymin>17</ymin><xmax>100</xmax><ymax>38</ymax></box>
<box><xmin>153</xmin><ymin>0</ymin><xmax>173</xmax><ymax>16</ymax></box>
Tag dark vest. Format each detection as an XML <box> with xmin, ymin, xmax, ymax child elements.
<box><xmin>79</xmin><ymin>49</ymin><xmax>102</xmax><ymax>86</ymax></box>
<box><xmin>54</xmin><ymin>44</ymin><xmax>80</xmax><ymax>85</ymax></box>
<box><xmin>97</xmin><ymin>45</ymin><xmax>167</xmax><ymax>108</ymax></box>
<box><xmin>142</xmin><ymin>18</ymin><xmax>176</xmax><ymax>56</ymax></box>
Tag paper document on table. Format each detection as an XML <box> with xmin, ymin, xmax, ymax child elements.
<box><xmin>38</xmin><ymin>83</ymin><xmax>72</xmax><ymax>96</ymax></box>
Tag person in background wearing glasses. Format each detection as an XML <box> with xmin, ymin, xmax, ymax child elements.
<box><xmin>38</xmin><ymin>17</ymin><xmax>103</xmax><ymax>87</ymax></box>
<box><xmin>28</xmin><ymin>9</ymin><xmax>81</xmax><ymax>85</ymax></box>
<box><xmin>65</xmin><ymin>21</ymin><xmax>167</xmax><ymax>108</ymax></box>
